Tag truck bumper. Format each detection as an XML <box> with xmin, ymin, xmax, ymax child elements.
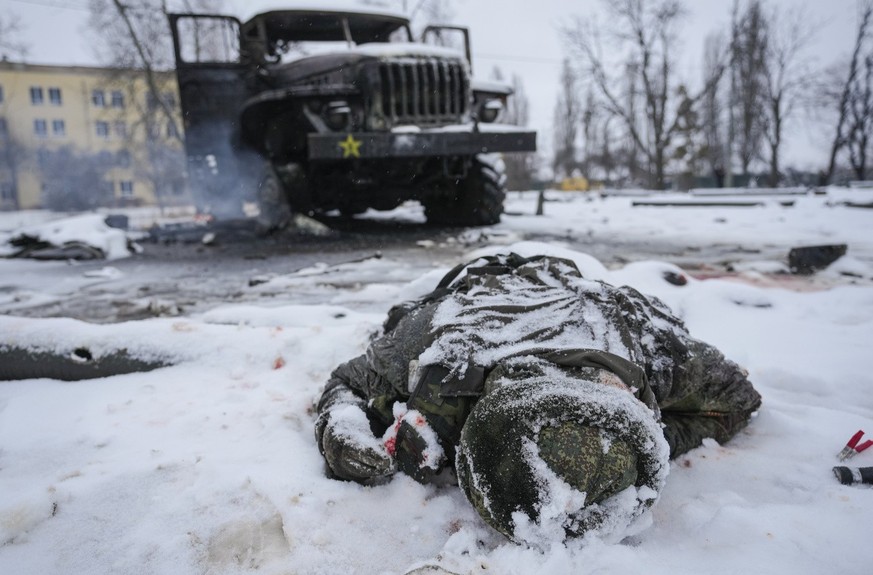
<box><xmin>307</xmin><ymin>128</ymin><xmax>536</xmax><ymax>160</ymax></box>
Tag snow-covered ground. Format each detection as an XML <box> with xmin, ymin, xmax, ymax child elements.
<box><xmin>1</xmin><ymin>188</ymin><xmax>872</xmax><ymax>574</ymax></box>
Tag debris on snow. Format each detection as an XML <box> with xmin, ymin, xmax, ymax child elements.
<box><xmin>788</xmin><ymin>244</ymin><xmax>848</xmax><ymax>275</ymax></box>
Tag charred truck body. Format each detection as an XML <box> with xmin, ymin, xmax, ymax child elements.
<box><xmin>168</xmin><ymin>8</ymin><xmax>537</xmax><ymax>228</ymax></box>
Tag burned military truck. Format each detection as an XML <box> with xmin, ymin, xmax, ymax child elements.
<box><xmin>167</xmin><ymin>8</ymin><xmax>537</xmax><ymax>229</ymax></box>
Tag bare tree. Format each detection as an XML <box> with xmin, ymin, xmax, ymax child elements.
<box><xmin>87</xmin><ymin>0</ymin><xmax>213</xmax><ymax>142</ymax></box>
<box><xmin>501</xmin><ymin>73</ymin><xmax>538</xmax><ymax>190</ymax></box>
<box><xmin>671</xmin><ymin>84</ymin><xmax>707</xmax><ymax>186</ymax></box>
<box><xmin>552</xmin><ymin>58</ymin><xmax>581</xmax><ymax>179</ymax></box>
<box><xmin>760</xmin><ymin>5</ymin><xmax>815</xmax><ymax>186</ymax></box>
<box><xmin>596</xmin><ymin>115</ymin><xmax>621</xmax><ymax>184</ymax></box>
<box><xmin>419</xmin><ymin>0</ymin><xmax>454</xmax><ymax>23</ymax></box>
<box><xmin>0</xmin><ymin>15</ymin><xmax>29</xmax><ymax>209</ymax></box>
<box><xmin>408</xmin><ymin>0</ymin><xmax>455</xmax><ymax>32</ymax></box>
<box><xmin>702</xmin><ymin>32</ymin><xmax>727</xmax><ymax>186</ymax></box>
<box><xmin>0</xmin><ymin>13</ymin><xmax>29</xmax><ymax>60</ymax></box>
<box><xmin>730</xmin><ymin>0</ymin><xmax>769</xmax><ymax>177</ymax></box>
<box><xmin>0</xmin><ymin>124</ymin><xmax>28</xmax><ymax>210</ymax></box>
<box><xmin>580</xmin><ymin>89</ymin><xmax>598</xmax><ymax>178</ymax></box>
<box><xmin>825</xmin><ymin>1</ymin><xmax>873</xmax><ymax>182</ymax></box>
<box><xmin>87</xmin><ymin>0</ymin><xmax>224</xmax><ymax>209</ymax></box>
<box><xmin>565</xmin><ymin>0</ymin><xmax>726</xmax><ymax>189</ymax></box>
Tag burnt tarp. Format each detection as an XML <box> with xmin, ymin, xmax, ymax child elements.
<box><xmin>8</xmin><ymin>237</ymin><xmax>106</xmax><ymax>260</ymax></box>
<box><xmin>788</xmin><ymin>244</ymin><xmax>848</xmax><ymax>275</ymax></box>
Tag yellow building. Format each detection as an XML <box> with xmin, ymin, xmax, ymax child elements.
<box><xmin>0</xmin><ymin>60</ymin><xmax>189</xmax><ymax>211</ymax></box>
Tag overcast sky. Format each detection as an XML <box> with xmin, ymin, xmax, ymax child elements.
<box><xmin>2</xmin><ymin>0</ymin><xmax>863</xmax><ymax>170</ymax></box>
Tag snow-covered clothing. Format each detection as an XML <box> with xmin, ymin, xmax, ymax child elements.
<box><xmin>314</xmin><ymin>254</ymin><xmax>761</xmax><ymax>541</ymax></box>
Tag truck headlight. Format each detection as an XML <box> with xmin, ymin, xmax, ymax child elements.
<box><xmin>324</xmin><ymin>101</ymin><xmax>351</xmax><ymax>131</ymax></box>
<box><xmin>478</xmin><ymin>99</ymin><xmax>504</xmax><ymax>123</ymax></box>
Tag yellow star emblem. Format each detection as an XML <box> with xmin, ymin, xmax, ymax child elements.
<box><xmin>338</xmin><ymin>134</ymin><xmax>362</xmax><ymax>158</ymax></box>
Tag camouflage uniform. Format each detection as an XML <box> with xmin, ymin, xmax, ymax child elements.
<box><xmin>314</xmin><ymin>254</ymin><xmax>761</xmax><ymax>540</ymax></box>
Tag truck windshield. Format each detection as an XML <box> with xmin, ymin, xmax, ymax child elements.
<box><xmin>259</xmin><ymin>12</ymin><xmax>411</xmax><ymax>44</ymax></box>
<box><xmin>272</xmin><ymin>26</ymin><xmax>410</xmax><ymax>61</ymax></box>
<box><xmin>260</xmin><ymin>13</ymin><xmax>411</xmax><ymax>62</ymax></box>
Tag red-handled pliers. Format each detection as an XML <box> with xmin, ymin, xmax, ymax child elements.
<box><xmin>838</xmin><ymin>430</ymin><xmax>873</xmax><ymax>461</ymax></box>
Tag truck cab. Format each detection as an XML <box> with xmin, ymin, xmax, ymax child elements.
<box><xmin>168</xmin><ymin>7</ymin><xmax>536</xmax><ymax>228</ymax></box>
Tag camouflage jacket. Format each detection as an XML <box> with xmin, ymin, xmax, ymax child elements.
<box><xmin>316</xmin><ymin>254</ymin><xmax>761</xmax><ymax>466</ymax></box>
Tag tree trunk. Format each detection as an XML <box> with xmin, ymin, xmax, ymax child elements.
<box><xmin>826</xmin><ymin>4</ymin><xmax>872</xmax><ymax>183</ymax></box>
<box><xmin>769</xmin><ymin>99</ymin><xmax>782</xmax><ymax>187</ymax></box>
<box><xmin>110</xmin><ymin>0</ymin><xmax>183</xmax><ymax>145</ymax></box>
<box><xmin>654</xmin><ymin>146</ymin><xmax>666</xmax><ymax>190</ymax></box>
<box><xmin>769</xmin><ymin>141</ymin><xmax>779</xmax><ymax>186</ymax></box>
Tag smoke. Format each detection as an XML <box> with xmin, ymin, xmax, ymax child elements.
<box><xmin>183</xmin><ymin>128</ymin><xmax>263</xmax><ymax>221</ymax></box>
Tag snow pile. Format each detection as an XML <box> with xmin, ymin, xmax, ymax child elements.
<box><xmin>0</xmin><ymin>213</ymin><xmax>132</xmax><ymax>260</ymax></box>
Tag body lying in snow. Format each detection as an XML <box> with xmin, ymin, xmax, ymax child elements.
<box><xmin>314</xmin><ymin>253</ymin><xmax>761</xmax><ymax>544</ymax></box>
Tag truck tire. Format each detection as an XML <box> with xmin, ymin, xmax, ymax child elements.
<box><xmin>255</xmin><ymin>163</ymin><xmax>293</xmax><ymax>233</ymax></box>
<box><xmin>424</xmin><ymin>155</ymin><xmax>506</xmax><ymax>226</ymax></box>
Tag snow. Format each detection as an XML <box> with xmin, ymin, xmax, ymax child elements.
<box><xmin>468</xmin><ymin>370</ymin><xmax>670</xmax><ymax>548</ymax></box>
<box><xmin>345</xmin><ymin>42</ymin><xmax>466</xmax><ymax>61</ymax></box>
<box><xmin>0</xmin><ymin>213</ymin><xmax>132</xmax><ymax>260</ymax></box>
<box><xmin>235</xmin><ymin>1</ymin><xmax>408</xmax><ymax>23</ymax></box>
<box><xmin>418</xmin><ymin>259</ymin><xmax>636</xmax><ymax>369</ymax></box>
<box><xmin>1</xmin><ymin>187</ymin><xmax>873</xmax><ymax>574</ymax></box>
<box><xmin>383</xmin><ymin>404</ymin><xmax>446</xmax><ymax>472</ymax></box>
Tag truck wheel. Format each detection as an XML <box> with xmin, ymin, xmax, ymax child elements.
<box><xmin>424</xmin><ymin>155</ymin><xmax>506</xmax><ymax>226</ymax></box>
<box><xmin>255</xmin><ymin>164</ymin><xmax>293</xmax><ymax>233</ymax></box>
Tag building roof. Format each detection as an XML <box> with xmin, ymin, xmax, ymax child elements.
<box><xmin>0</xmin><ymin>60</ymin><xmax>174</xmax><ymax>77</ymax></box>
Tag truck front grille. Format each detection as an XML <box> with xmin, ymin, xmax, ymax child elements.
<box><xmin>376</xmin><ymin>58</ymin><xmax>469</xmax><ymax>127</ymax></box>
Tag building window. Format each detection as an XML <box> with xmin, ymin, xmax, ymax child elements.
<box><xmin>119</xmin><ymin>180</ymin><xmax>134</xmax><ymax>196</ymax></box>
<box><xmin>114</xmin><ymin>121</ymin><xmax>127</xmax><ymax>138</ymax></box>
<box><xmin>95</xmin><ymin>121</ymin><xmax>110</xmax><ymax>138</ymax></box>
<box><xmin>117</xmin><ymin>149</ymin><xmax>131</xmax><ymax>167</ymax></box>
<box><xmin>33</xmin><ymin>119</ymin><xmax>48</xmax><ymax>137</ymax></box>
<box><xmin>92</xmin><ymin>89</ymin><xmax>106</xmax><ymax>107</ymax></box>
<box><xmin>30</xmin><ymin>86</ymin><xmax>44</xmax><ymax>105</ymax></box>
<box><xmin>48</xmin><ymin>87</ymin><xmax>62</xmax><ymax>106</ymax></box>
<box><xmin>36</xmin><ymin>148</ymin><xmax>51</xmax><ymax>165</ymax></box>
<box><xmin>111</xmin><ymin>90</ymin><xmax>125</xmax><ymax>108</ymax></box>
<box><xmin>1</xmin><ymin>181</ymin><xmax>13</xmax><ymax>201</ymax></box>
<box><xmin>52</xmin><ymin>119</ymin><xmax>66</xmax><ymax>137</ymax></box>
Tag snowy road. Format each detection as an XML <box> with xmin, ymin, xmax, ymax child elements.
<box><xmin>4</xmin><ymin>190</ymin><xmax>870</xmax><ymax>323</ymax></box>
